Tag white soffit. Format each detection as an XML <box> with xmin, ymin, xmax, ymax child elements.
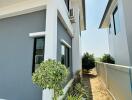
<box><xmin>101</xmin><ymin>0</ymin><xmax>117</xmax><ymax>28</ymax></box>
<box><xmin>0</xmin><ymin>0</ymin><xmax>47</xmax><ymax>19</ymax></box>
<box><xmin>0</xmin><ymin>0</ymin><xmax>23</xmax><ymax>8</ymax></box>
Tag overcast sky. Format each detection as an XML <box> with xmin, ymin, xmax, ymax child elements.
<box><xmin>81</xmin><ymin>0</ymin><xmax>109</xmax><ymax>57</ymax></box>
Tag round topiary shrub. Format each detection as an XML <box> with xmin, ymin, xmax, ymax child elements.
<box><xmin>32</xmin><ymin>59</ymin><xmax>69</xmax><ymax>99</ymax></box>
<box><xmin>82</xmin><ymin>52</ymin><xmax>95</xmax><ymax>70</ymax></box>
<box><xmin>100</xmin><ymin>54</ymin><xmax>115</xmax><ymax>64</ymax></box>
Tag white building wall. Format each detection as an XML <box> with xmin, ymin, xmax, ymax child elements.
<box><xmin>108</xmin><ymin>16</ymin><xmax>116</xmax><ymax>60</ymax></box>
<box><xmin>43</xmin><ymin>0</ymin><xmax>82</xmax><ymax>99</ymax></box>
<box><xmin>120</xmin><ymin>0</ymin><xmax>132</xmax><ymax>66</ymax></box>
<box><xmin>108</xmin><ymin>0</ymin><xmax>130</xmax><ymax>66</ymax></box>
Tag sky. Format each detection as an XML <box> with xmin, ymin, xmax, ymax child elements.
<box><xmin>81</xmin><ymin>0</ymin><xmax>109</xmax><ymax>57</ymax></box>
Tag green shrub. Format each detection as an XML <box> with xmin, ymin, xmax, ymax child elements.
<box><xmin>64</xmin><ymin>70</ymin><xmax>89</xmax><ymax>100</ymax></box>
<box><xmin>32</xmin><ymin>59</ymin><xmax>69</xmax><ymax>99</ymax></box>
<box><xmin>100</xmin><ymin>54</ymin><xmax>115</xmax><ymax>64</ymax></box>
<box><xmin>74</xmin><ymin>70</ymin><xmax>82</xmax><ymax>84</ymax></box>
<box><xmin>82</xmin><ymin>52</ymin><xmax>95</xmax><ymax>70</ymax></box>
<box><xmin>67</xmin><ymin>83</ymin><xmax>86</xmax><ymax>100</ymax></box>
<box><xmin>67</xmin><ymin>95</ymin><xmax>81</xmax><ymax>100</ymax></box>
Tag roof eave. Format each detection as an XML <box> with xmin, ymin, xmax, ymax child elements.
<box><xmin>99</xmin><ymin>0</ymin><xmax>113</xmax><ymax>28</ymax></box>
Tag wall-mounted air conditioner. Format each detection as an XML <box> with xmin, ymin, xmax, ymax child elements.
<box><xmin>69</xmin><ymin>8</ymin><xmax>75</xmax><ymax>23</ymax></box>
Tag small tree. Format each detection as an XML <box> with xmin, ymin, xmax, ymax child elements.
<box><xmin>82</xmin><ymin>52</ymin><xmax>95</xmax><ymax>70</ymax></box>
<box><xmin>32</xmin><ymin>59</ymin><xmax>69</xmax><ymax>100</ymax></box>
<box><xmin>100</xmin><ymin>54</ymin><xmax>115</xmax><ymax>64</ymax></box>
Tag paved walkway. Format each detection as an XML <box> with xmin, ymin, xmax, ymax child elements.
<box><xmin>82</xmin><ymin>69</ymin><xmax>113</xmax><ymax>100</ymax></box>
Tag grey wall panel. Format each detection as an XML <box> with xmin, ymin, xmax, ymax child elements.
<box><xmin>0</xmin><ymin>10</ymin><xmax>46</xmax><ymax>100</ymax></box>
<box><xmin>57</xmin><ymin>18</ymin><xmax>72</xmax><ymax>76</ymax></box>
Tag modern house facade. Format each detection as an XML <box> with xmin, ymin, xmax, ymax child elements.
<box><xmin>0</xmin><ymin>0</ymin><xmax>86</xmax><ymax>100</ymax></box>
<box><xmin>99</xmin><ymin>0</ymin><xmax>132</xmax><ymax>66</ymax></box>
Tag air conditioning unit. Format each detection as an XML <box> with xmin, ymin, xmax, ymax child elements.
<box><xmin>69</xmin><ymin>8</ymin><xmax>75</xmax><ymax>23</ymax></box>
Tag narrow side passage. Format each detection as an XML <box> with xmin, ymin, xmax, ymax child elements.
<box><xmin>82</xmin><ymin>69</ymin><xmax>113</xmax><ymax>100</ymax></box>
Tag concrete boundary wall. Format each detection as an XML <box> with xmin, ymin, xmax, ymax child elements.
<box><xmin>96</xmin><ymin>62</ymin><xmax>132</xmax><ymax>100</ymax></box>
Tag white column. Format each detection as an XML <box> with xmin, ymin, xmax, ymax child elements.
<box><xmin>43</xmin><ymin>0</ymin><xmax>58</xmax><ymax>100</ymax></box>
<box><xmin>72</xmin><ymin>8</ymin><xmax>82</xmax><ymax>75</ymax></box>
<box><xmin>72</xmin><ymin>34</ymin><xmax>82</xmax><ymax>75</ymax></box>
<box><xmin>44</xmin><ymin>0</ymin><xmax>57</xmax><ymax>60</ymax></box>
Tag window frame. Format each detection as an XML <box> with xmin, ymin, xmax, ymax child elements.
<box><xmin>113</xmin><ymin>6</ymin><xmax>120</xmax><ymax>35</ymax></box>
<box><xmin>61</xmin><ymin>42</ymin><xmax>71</xmax><ymax>68</ymax></box>
<box><xmin>32</xmin><ymin>37</ymin><xmax>45</xmax><ymax>73</ymax></box>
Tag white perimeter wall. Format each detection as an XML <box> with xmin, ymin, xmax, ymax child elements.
<box><xmin>96</xmin><ymin>62</ymin><xmax>132</xmax><ymax>100</ymax></box>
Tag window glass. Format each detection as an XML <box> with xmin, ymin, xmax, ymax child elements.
<box><xmin>113</xmin><ymin>7</ymin><xmax>120</xmax><ymax>35</ymax></box>
<box><xmin>61</xmin><ymin>44</ymin><xmax>70</xmax><ymax>68</ymax></box>
<box><xmin>32</xmin><ymin>37</ymin><xmax>45</xmax><ymax>73</ymax></box>
<box><xmin>109</xmin><ymin>23</ymin><xmax>111</xmax><ymax>34</ymax></box>
<box><xmin>67</xmin><ymin>47</ymin><xmax>70</xmax><ymax>67</ymax></box>
<box><xmin>61</xmin><ymin>45</ymin><xmax>65</xmax><ymax>65</ymax></box>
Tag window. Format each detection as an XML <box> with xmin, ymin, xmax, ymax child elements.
<box><xmin>79</xmin><ymin>14</ymin><xmax>81</xmax><ymax>36</ymax></box>
<box><xmin>109</xmin><ymin>23</ymin><xmax>111</xmax><ymax>34</ymax></box>
<box><xmin>32</xmin><ymin>37</ymin><xmax>45</xmax><ymax>73</ymax></box>
<box><xmin>113</xmin><ymin>6</ymin><xmax>120</xmax><ymax>35</ymax></box>
<box><xmin>61</xmin><ymin>44</ymin><xmax>70</xmax><ymax>68</ymax></box>
<box><xmin>64</xmin><ymin>0</ymin><xmax>70</xmax><ymax>11</ymax></box>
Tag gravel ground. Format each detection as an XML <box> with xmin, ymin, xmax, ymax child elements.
<box><xmin>82</xmin><ymin>69</ymin><xmax>113</xmax><ymax>100</ymax></box>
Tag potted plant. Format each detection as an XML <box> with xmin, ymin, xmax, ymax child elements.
<box><xmin>32</xmin><ymin>59</ymin><xmax>69</xmax><ymax>100</ymax></box>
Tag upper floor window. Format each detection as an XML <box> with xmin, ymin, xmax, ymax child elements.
<box><xmin>32</xmin><ymin>37</ymin><xmax>45</xmax><ymax>73</ymax></box>
<box><xmin>109</xmin><ymin>23</ymin><xmax>111</xmax><ymax>34</ymax></box>
<box><xmin>65</xmin><ymin>0</ymin><xmax>70</xmax><ymax>11</ymax></box>
<box><xmin>113</xmin><ymin>6</ymin><xmax>120</xmax><ymax>35</ymax></box>
<box><xmin>61</xmin><ymin>43</ymin><xmax>70</xmax><ymax>68</ymax></box>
